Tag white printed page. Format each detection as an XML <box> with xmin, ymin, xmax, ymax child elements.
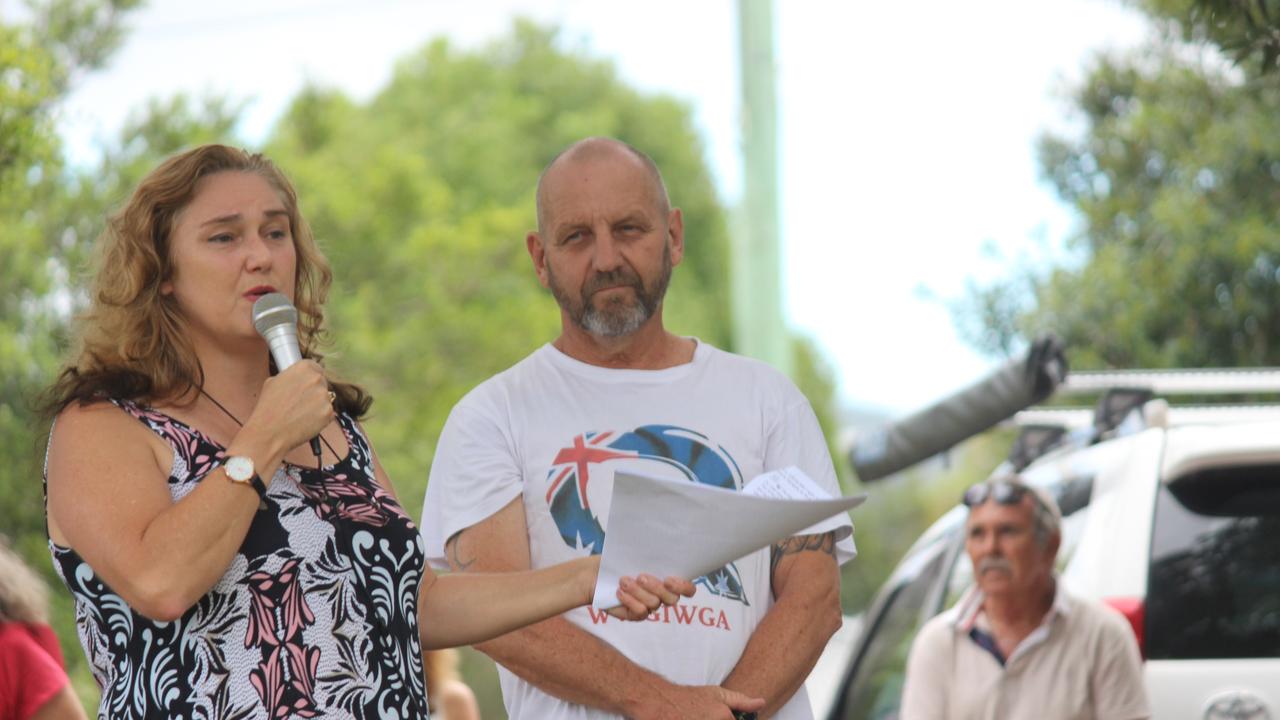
<box><xmin>593</xmin><ymin>467</ymin><xmax>864</xmax><ymax>609</ymax></box>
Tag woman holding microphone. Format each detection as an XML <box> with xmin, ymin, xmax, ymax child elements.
<box><xmin>42</xmin><ymin>144</ymin><xmax>690</xmax><ymax>719</ymax></box>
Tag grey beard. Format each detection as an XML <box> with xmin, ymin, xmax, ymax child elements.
<box><xmin>580</xmin><ymin>300</ymin><xmax>651</xmax><ymax>337</ymax></box>
<box><xmin>547</xmin><ymin>242</ymin><xmax>672</xmax><ymax>339</ymax></box>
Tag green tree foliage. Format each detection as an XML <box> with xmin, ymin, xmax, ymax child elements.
<box><xmin>1150</xmin><ymin>0</ymin><xmax>1280</xmax><ymax>73</ymax></box>
<box><xmin>0</xmin><ymin>0</ymin><xmax>141</xmax><ymax>561</ymax></box>
<box><xmin>0</xmin><ymin>0</ymin><xmax>147</xmax><ymax>708</ymax></box>
<box><xmin>958</xmin><ymin>33</ymin><xmax>1280</xmax><ymax>369</ymax></box>
<box><xmin>264</xmin><ymin>21</ymin><xmax>736</xmax><ymax>518</ymax></box>
<box><xmin>0</xmin><ymin>0</ymin><xmax>139</xmax><ymax>181</ymax></box>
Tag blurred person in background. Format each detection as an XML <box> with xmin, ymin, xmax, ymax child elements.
<box><xmin>900</xmin><ymin>477</ymin><xmax>1149</xmax><ymax>720</ymax></box>
<box><xmin>422</xmin><ymin>649</ymin><xmax>481</xmax><ymax>720</ymax></box>
<box><xmin>0</xmin><ymin>537</ymin><xmax>87</xmax><ymax>720</ymax></box>
<box><xmin>422</xmin><ymin>136</ymin><xmax>853</xmax><ymax>720</ymax></box>
<box><xmin>39</xmin><ymin>144</ymin><xmax>693</xmax><ymax>720</ymax></box>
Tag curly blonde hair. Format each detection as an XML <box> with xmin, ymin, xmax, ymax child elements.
<box><xmin>43</xmin><ymin>144</ymin><xmax>369</xmax><ymax>416</ymax></box>
<box><xmin>0</xmin><ymin>538</ymin><xmax>50</xmax><ymax>625</ymax></box>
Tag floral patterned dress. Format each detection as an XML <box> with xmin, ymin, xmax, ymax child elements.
<box><xmin>46</xmin><ymin>399</ymin><xmax>430</xmax><ymax>719</ymax></box>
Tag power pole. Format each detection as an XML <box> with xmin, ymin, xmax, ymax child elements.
<box><xmin>734</xmin><ymin>0</ymin><xmax>791</xmax><ymax>376</ymax></box>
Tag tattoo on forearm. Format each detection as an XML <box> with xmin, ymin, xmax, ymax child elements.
<box><xmin>446</xmin><ymin>535</ymin><xmax>476</xmax><ymax>572</ymax></box>
<box><xmin>770</xmin><ymin>532</ymin><xmax>837</xmax><ymax>576</ymax></box>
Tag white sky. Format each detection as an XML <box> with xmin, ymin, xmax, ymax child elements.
<box><xmin>48</xmin><ymin>0</ymin><xmax>1152</xmax><ymax>416</ymax></box>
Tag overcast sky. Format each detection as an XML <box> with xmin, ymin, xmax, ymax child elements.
<box><xmin>49</xmin><ymin>0</ymin><xmax>1153</xmax><ymax>416</ymax></box>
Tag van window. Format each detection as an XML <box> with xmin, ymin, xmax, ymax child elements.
<box><xmin>1146</xmin><ymin>463</ymin><xmax>1280</xmax><ymax>659</ymax></box>
<box><xmin>839</xmin><ymin>533</ymin><xmax>954</xmax><ymax>720</ymax></box>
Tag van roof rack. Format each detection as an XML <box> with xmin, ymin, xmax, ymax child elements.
<box><xmin>1009</xmin><ymin>369</ymin><xmax>1280</xmax><ymax>469</ymax></box>
<box><xmin>1014</xmin><ymin>403</ymin><xmax>1280</xmax><ymax>430</ymax></box>
<box><xmin>1059</xmin><ymin>368</ymin><xmax>1280</xmax><ymax>396</ymax></box>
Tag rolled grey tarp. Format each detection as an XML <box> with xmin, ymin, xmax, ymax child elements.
<box><xmin>848</xmin><ymin>335</ymin><xmax>1068</xmax><ymax>482</ymax></box>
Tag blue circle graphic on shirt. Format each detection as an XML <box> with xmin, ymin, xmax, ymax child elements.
<box><xmin>544</xmin><ymin>424</ymin><xmax>749</xmax><ymax>605</ymax></box>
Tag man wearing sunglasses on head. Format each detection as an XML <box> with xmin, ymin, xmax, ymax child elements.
<box><xmin>899</xmin><ymin>478</ymin><xmax>1149</xmax><ymax>720</ymax></box>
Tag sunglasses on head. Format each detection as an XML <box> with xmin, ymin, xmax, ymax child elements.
<box><xmin>962</xmin><ymin>480</ymin><xmax>1033</xmax><ymax>508</ymax></box>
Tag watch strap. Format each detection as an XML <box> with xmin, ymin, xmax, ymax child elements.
<box><xmin>245</xmin><ymin>473</ymin><xmax>267</xmax><ymax>500</ymax></box>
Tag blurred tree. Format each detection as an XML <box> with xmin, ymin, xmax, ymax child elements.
<box><xmin>1159</xmin><ymin>0</ymin><xmax>1280</xmax><ymax>73</ymax></box>
<box><xmin>0</xmin><ymin>0</ymin><xmax>155</xmax><ymax>709</ymax></box>
<box><xmin>957</xmin><ymin>33</ymin><xmax>1280</xmax><ymax>369</ymax></box>
<box><xmin>0</xmin><ymin>0</ymin><xmax>142</xmax><ymax>568</ymax></box>
<box><xmin>0</xmin><ymin>0</ymin><xmax>140</xmax><ymax>182</ymax></box>
<box><xmin>265</xmin><ymin>21</ymin><xmax>739</xmax><ymax>521</ymax></box>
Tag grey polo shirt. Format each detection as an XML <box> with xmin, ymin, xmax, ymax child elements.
<box><xmin>900</xmin><ymin>583</ymin><xmax>1150</xmax><ymax>720</ymax></box>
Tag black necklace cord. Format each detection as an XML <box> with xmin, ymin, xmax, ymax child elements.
<box><xmin>196</xmin><ymin>386</ymin><xmax>393</xmax><ymax>516</ymax></box>
<box><xmin>197</xmin><ymin>386</ymin><xmax>338</xmax><ymax>468</ymax></box>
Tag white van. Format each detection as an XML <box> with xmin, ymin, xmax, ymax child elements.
<box><xmin>825</xmin><ymin>369</ymin><xmax>1280</xmax><ymax>719</ymax></box>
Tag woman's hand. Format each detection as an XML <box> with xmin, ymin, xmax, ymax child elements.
<box><xmin>607</xmin><ymin>574</ymin><xmax>696</xmax><ymax>620</ymax></box>
<box><xmin>240</xmin><ymin>360</ymin><xmax>334</xmax><ymax>455</ymax></box>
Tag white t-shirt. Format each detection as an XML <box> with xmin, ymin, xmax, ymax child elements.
<box><xmin>421</xmin><ymin>341</ymin><xmax>856</xmax><ymax>720</ymax></box>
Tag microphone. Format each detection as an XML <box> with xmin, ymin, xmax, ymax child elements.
<box><xmin>252</xmin><ymin>292</ymin><xmax>323</xmax><ymax>457</ymax></box>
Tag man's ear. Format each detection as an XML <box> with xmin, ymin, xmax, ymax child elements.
<box><xmin>526</xmin><ymin>232</ymin><xmax>550</xmax><ymax>288</ymax></box>
<box><xmin>667</xmin><ymin>208</ymin><xmax>685</xmax><ymax>267</ymax></box>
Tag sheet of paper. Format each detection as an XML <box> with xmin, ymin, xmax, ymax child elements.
<box><xmin>743</xmin><ymin>467</ymin><xmax>854</xmax><ymax>538</ymax></box>
<box><xmin>744</xmin><ymin>466</ymin><xmax>832</xmax><ymax>499</ymax></box>
<box><xmin>592</xmin><ymin>466</ymin><xmax>865</xmax><ymax>609</ymax></box>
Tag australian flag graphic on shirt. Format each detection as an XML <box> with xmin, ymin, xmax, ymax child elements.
<box><xmin>544</xmin><ymin>424</ymin><xmax>750</xmax><ymax>605</ymax></box>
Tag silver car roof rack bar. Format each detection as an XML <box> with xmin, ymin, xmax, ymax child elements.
<box><xmin>1060</xmin><ymin>368</ymin><xmax>1280</xmax><ymax>395</ymax></box>
<box><xmin>1014</xmin><ymin>404</ymin><xmax>1280</xmax><ymax>429</ymax></box>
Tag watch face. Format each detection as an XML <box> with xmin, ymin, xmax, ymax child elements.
<box><xmin>225</xmin><ymin>456</ymin><xmax>254</xmax><ymax>482</ymax></box>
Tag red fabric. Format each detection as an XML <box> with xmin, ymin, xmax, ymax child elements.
<box><xmin>0</xmin><ymin>621</ymin><xmax>68</xmax><ymax>720</ymax></box>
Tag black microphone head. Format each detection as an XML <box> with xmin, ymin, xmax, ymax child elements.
<box><xmin>252</xmin><ymin>292</ymin><xmax>298</xmax><ymax>336</ymax></box>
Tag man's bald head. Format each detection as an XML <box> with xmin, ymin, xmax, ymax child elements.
<box><xmin>535</xmin><ymin>137</ymin><xmax>672</xmax><ymax>235</ymax></box>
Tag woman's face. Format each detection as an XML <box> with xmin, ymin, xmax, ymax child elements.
<box><xmin>161</xmin><ymin>171</ymin><xmax>298</xmax><ymax>352</ymax></box>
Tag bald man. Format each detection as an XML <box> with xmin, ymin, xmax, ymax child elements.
<box><xmin>421</xmin><ymin>137</ymin><xmax>855</xmax><ymax>720</ymax></box>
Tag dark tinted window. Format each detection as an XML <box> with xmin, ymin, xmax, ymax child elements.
<box><xmin>1146</xmin><ymin>463</ymin><xmax>1280</xmax><ymax>659</ymax></box>
<box><xmin>1055</xmin><ymin>474</ymin><xmax>1094</xmax><ymax>517</ymax></box>
<box><xmin>839</xmin><ymin>533</ymin><xmax>954</xmax><ymax>720</ymax></box>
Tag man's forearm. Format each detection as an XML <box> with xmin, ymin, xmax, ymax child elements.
<box><xmin>476</xmin><ymin>614</ymin><xmax>669</xmax><ymax>715</ymax></box>
<box><xmin>722</xmin><ymin>587</ymin><xmax>841</xmax><ymax>716</ymax></box>
<box><xmin>722</xmin><ymin>567</ymin><xmax>842</xmax><ymax>716</ymax></box>
<box><xmin>441</xmin><ymin>498</ymin><xmax>727</xmax><ymax>718</ymax></box>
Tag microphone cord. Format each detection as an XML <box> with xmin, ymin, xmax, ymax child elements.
<box><xmin>198</xmin><ymin>386</ymin><xmax>336</xmax><ymax>470</ymax></box>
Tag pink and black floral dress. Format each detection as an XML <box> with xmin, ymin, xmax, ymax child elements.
<box><xmin>46</xmin><ymin>399</ymin><xmax>430</xmax><ymax>719</ymax></box>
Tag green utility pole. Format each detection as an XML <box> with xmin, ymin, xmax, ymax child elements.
<box><xmin>735</xmin><ymin>0</ymin><xmax>792</xmax><ymax>377</ymax></box>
